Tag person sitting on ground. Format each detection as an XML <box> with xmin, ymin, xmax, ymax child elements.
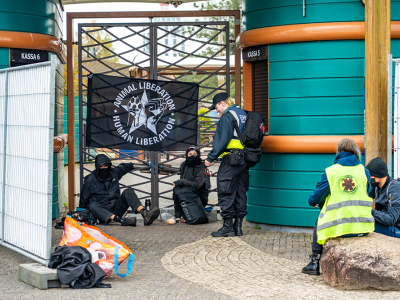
<box><xmin>302</xmin><ymin>138</ymin><xmax>374</xmax><ymax>276</ymax></box>
<box><xmin>79</xmin><ymin>154</ymin><xmax>160</xmax><ymax>226</ymax></box>
<box><xmin>366</xmin><ymin>157</ymin><xmax>400</xmax><ymax>238</ymax></box>
<box><xmin>173</xmin><ymin>145</ymin><xmax>210</xmax><ymax>223</ymax></box>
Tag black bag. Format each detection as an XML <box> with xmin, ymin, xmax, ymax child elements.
<box><xmin>55</xmin><ymin>208</ymin><xmax>97</xmax><ymax>229</ymax></box>
<box><xmin>228</xmin><ymin>149</ymin><xmax>245</xmax><ymax>166</ymax></box>
<box><xmin>229</xmin><ymin>110</ymin><xmax>266</xmax><ymax>167</ymax></box>
<box><xmin>230</xmin><ymin>110</ymin><xmax>266</xmax><ymax>149</ymax></box>
<box><xmin>174</xmin><ymin>187</ymin><xmax>209</xmax><ymax>225</ymax></box>
<box><xmin>244</xmin><ymin>148</ymin><xmax>263</xmax><ymax>167</ymax></box>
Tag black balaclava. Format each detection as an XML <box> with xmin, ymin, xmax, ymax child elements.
<box><xmin>95</xmin><ymin>154</ymin><xmax>113</xmax><ymax>181</ymax></box>
<box><xmin>186</xmin><ymin>146</ymin><xmax>202</xmax><ymax>167</ymax></box>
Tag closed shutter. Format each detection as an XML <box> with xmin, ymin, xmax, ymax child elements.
<box><xmin>252</xmin><ymin>60</ymin><xmax>269</xmax><ymax>132</ymax></box>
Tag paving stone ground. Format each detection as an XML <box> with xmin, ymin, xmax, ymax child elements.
<box><xmin>0</xmin><ymin>218</ymin><xmax>310</xmax><ymax>300</ymax></box>
<box><xmin>2</xmin><ymin>164</ymin><xmax>399</xmax><ymax>299</ymax></box>
<box><xmin>1</xmin><ymin>219</ymin><xmax>399</xmax><ymax>299</ymax></box>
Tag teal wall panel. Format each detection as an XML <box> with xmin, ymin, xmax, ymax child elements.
<box><xmin>248</xmin><ymin>188</ymin><xmax>314</xmax><ymax>209</ymax></box>
<box><xmin>0</xmin><ymin>48</ymin><xmax>9</xmax><ymax>70</ymax></box>
<box><xmin>250</xmin><ymin>170</ymin><xmax>323</xmax><ymax>190</ymax></box>
<box><xmin>269</xmin><ymin>78</ymin><xmax>364</xmax><ymax>99</ymax></box>
<box><xmin>269</xmin><ymin>116</ymin><xmax>364</xmax><ymax>135</ymax></box>
<box><xmin>253</xmin><ymin>153</ymin><xmax>337</xmax><ymax>171</ymax></box>
<box><xmin>269</xmin><ymin>97</ymin><xmax>364</xmax><ymax>117</ymax></box>
<box><xmin>269</xmin><ymin>59</ymin><xmax>364</xmax><ymax>80</ymax></box>
<box><xmin>243</xmin><ymin>0</ymin><xmax>400</xmax><ymax>31</ymax></box>
<box><xmin>247</xmin><ymin>205</ymin><xmax>319</xmax><ymax>227</ymax></box>
<box><xmin>268</xmin><ymin>41</ymin><xmax>365</xmax><ymax>62</ymax></box>
<box><xmin>0</xmin><ymin>0</ymin><xmax>63</xmax><ymax>38</ymax></box>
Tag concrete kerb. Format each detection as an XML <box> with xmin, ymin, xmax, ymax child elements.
<box><xmin>19</xmin><ymin>263</ymin><xmax>68</xmax><ymax>290</ymax></box>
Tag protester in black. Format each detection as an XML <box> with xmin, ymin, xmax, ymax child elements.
<box><xmin>79</xmin><ymin>154</ymin><xmax>160</xmax><ymax>226</ymax></box>
<box><xmin>173</xmin><ymin>146</ymin><xmax>210</xmax><ymax>222</ymax></box>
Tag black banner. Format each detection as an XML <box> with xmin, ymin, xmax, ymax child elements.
<box><xmin>86</xmin><ymin>74</ymin><xmax>199</xmax><ymax>151</ymax></box>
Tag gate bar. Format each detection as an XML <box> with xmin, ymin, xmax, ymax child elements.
<box><xmin>67</xmin><ymin>10</ymin><xmax>241</xmax><ymax>210</ymax></box>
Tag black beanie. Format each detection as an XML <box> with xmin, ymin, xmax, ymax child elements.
<box><xmin>366</xmin><ymin>157</ymin><xmax>389</xmax><ymax>178</ymax></box>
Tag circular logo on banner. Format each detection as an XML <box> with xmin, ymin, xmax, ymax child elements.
<box><xmin>112</xmin><ymin>82</ymin><xmax>176</xmax><ymax>147</ymax></box>
<box><xmin>341</xmin><ymin>175</ymin><xmax>357</xmax><ymax>194</ymax></box>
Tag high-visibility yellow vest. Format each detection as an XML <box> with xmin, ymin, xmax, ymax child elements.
<box><xmin>219</xmin><ymin>108</ymin><xmax>244</xmax><ymax>157</ymax></box>
<box><xmin>316</xmin><ymin>164</ymin><xmax>374</xmax><ymax>245</ymax></box>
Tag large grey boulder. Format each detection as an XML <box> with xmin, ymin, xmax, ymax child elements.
<box><xmin>320</xmin><ymin>232</ymin><xmax>400</xmax><ymax>290</ymax></box>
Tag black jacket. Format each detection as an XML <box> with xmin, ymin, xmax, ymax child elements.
<box><xmin>174</xmin><ymin>161</ymin><xmax>209</xmax><ymax>190</ymax></box>
<box><xmin>369</xmin><ymin>176</ymin><xmax>400</xmax><ymax>228</ymax></box>
<box><xmin>79</xmin><ymin>155</ymin><xmax>134</xmax><ymax>209</ymax></box>
<box><xmin>49</xmin><ymin>245</ymin><xmax>110</xmax><ymax>289</ymax></box>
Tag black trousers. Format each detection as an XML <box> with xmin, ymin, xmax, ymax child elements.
<box><xmin>88</xmin><ymin>188</ymin><xmax>142</xmax><ymax>223</ymax></box>
<box><xmin>312</xmin><ymin>218</ymin><xmax>323</xmax><ymax>254</ymax></box>
<box><xmin>217</xmin><ymin>155</ymin><xmax>250</xmax><ymax>219</ymax></box>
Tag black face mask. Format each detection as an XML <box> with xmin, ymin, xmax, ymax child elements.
<box><xmin>98</xmin><ymin>168</ymin><xmax>111</xmax><ymax>180</ymax></box>
<box><xmin>371</xmin><ymin>178</ymin><xmax>380</xmax><ymax>188</ymax></box>
<box><xmin>186</xmin><ymin>155</ymin><xmax>202</xmax><ymax>166</ymax></box>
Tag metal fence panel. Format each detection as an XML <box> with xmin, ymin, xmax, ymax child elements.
<box><xmin>78</xmin><ymin>21</ymin><xmax>231</xmax><ymax>209</ymax></box>
<box><xmin>0</xmin><ymin>61</ymin><xmax>54</xmax><ymax>264</ymax></box>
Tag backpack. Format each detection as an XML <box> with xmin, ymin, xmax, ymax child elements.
<box><xmin>55</xmin><ymin>208</ymin><xmax>98</xmax><ymax>229</ymax></box>
<box><xmin>229</xmin><ymin>110</ymin><xmax>266</xmax><ymax>167</ymax></box>
<box><xmin>232</xmin><ymin>111</ymin><xmax>266</xmax><ymax>148</ymax></box>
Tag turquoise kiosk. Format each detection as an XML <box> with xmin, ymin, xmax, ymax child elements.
<box><xmin>238</xmin><ymin>0</ymin><xmax>400</xmax><ymax>228</ymax></box>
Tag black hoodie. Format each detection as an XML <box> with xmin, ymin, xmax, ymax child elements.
<box><xmin>79</xmin><ymin>154</ymin><xmax>134</xmax><ymax>209</ymax></box>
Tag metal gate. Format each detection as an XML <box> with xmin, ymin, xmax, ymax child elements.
<box><xmin>78</xmin><ymin>21</ymin><xmax>231</xmax><ymax>208</ymax></box>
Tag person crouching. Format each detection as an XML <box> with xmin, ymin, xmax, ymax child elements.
<box><xmin>173</xmin><ymin>146</ymin><xmax>210</xmax><ymax>223</ymax></box>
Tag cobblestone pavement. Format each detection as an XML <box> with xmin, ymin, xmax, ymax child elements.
<box><xmin>162</xmin><ymin>236</ymin><xmax>400</xmax><ymax>300</ymax></box>
<box><xmin>1</xmin><ymin>219</ymin><xmax>399</xmax><ymax>299</ymax></box>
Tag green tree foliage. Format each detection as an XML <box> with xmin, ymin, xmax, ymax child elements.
<box><xmin>193</xmin><ymin>0</ymin><xmax>242</xmax><ymax>56</ymax></box>
<box><xmin>198</xmin><ymin>107</ymin><xmax>216</xmax><ymax>144</ymax></box>
<box><xmin>64</xmin><ymin>25</ymin><xmax>118</xmax><ymax>96</ymax></box>
<box><xmin>182</xmin><ymin>0</ymin><xmax>243</xmax><ymax>102</ymax></box>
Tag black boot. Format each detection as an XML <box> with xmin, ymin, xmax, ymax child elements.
<box><xmin>141</xmin><ymin>207</ymin><xmax>160</xmax><ymax>226</ymax></box>
<box><xmin>121</xmin><ymin>217</ymin><xmax>137</xmax><ymax>227</ymax></box>
<box><xmin>302</xmin><ymin>254</ymin><xmax>321</xmax><ymax>275</ymax></box>
<box><xmin>211</xmin><ymin>218</ymin><xmax>235</xmax><ymax>237</ymax></box>
<box><xmin>233</xmin><ymin>217</ymin><xmax>244</xmax><ymax>236</ymax></box>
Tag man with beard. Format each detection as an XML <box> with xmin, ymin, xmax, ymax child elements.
<box><xmin>173</xmin><ymin>146</ymin><xmax>210</xmax><ymax>223</ymax></box>
<box><xmin>79</xmin><ymin>154</ymin><xmax>160</xmax><ymax>226</ymax></box>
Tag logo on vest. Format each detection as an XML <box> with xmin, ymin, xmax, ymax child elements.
<box><xmin>112</xmin><ymin>82</ymin><xmax>176</xmax><ymax>146</ymax></box>
<box><xmin>341</xmin><ymin>175</ymin><xmax>357</xmax><ymax>194</ymax></box>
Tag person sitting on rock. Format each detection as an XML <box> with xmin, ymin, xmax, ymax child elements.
<box><xmin>302</xmin><ymin>138</ymin><xmax>374</xmax><ymax>276</ymax></box>
<box><xmin>79</xmin><ymin>154</ymin><xmax>160</xmax><ymax>226</ymax></box>
<box><xmin>366</xmin><ymin>157</ymin><xmax>400</xmax><ymax>238</ymax></box>
<box><xmin>173</xmin><ymin>145</ymin><xmax>210</xmax><ymax>223</ymax></box>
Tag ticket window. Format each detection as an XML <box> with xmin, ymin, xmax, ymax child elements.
<box><xmin>10</xmin><ymin>49</ymin><xmax>49</xmax><ymax>68</ymax></box>
<box><xmin>243</xmin><ymin>46</ymin><xmax>269</xmax><ymax>134</ymax></box>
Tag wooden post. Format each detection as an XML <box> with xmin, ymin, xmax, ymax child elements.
<box><xmin>365</xmin><ymin>0</ymin><xmax>391</xmax><ymax>164</ymax></box>
<box><xmin>67</xmin><ymin>13</ymin><xmax>76</xmax><ymax>211</ymax></box>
